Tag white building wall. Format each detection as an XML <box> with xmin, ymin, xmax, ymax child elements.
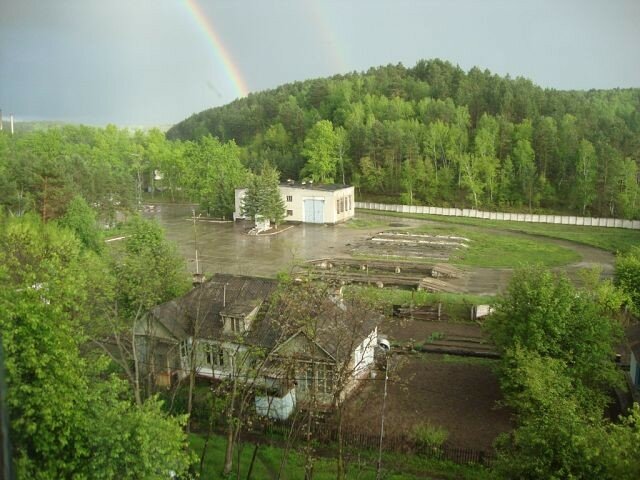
<box><xmin>280</xmin><ymin>185</ymin><xmax>355</xmax><ymax>224</ymax></box>
<box><xmin>235</xmin><ymin>185</ymin><xmax>355</xmax><ymax>224</ymax></box>
<box><xmin>353</xmin><ymin>327</ymin><xmax>377</xmax><ymax>377</ymax></box>
<box><xmin>255</xmin><ymin>388</ymin><xmax>297</xmax><ymax>420</ymax></box>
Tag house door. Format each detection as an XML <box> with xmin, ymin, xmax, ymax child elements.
<box><xmin>303</xmin><ymin>199</ymin><xmax>324</xmax><ymax>223</ymax></box>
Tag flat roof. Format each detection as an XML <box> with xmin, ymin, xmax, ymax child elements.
<box><xmin>279</xmin><ymin>182</ymin><xmax>351</xmax><ymax>192</ymax></box>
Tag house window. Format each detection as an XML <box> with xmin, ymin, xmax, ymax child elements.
<box><xmin>286</xmin><ymin>195</ymin><xmax>293</xmax><ymax>202</ymax></box>
<box><xmin>297</xmin><ymin>363</ymin><xmax>314</xmax><ymax>392</ymax></box>
<box><xmin>296</xmin><ymin>362</ymin><xmax>333</xmax><ymax>394</ymax></box>
<box><xmin>223</xmin><ymin>315</ymin><xmax>246</xmax><ymax>334</ymax></box>
<box><xmin>205</xmin><ymin>344</ymin><xmax>225</xmax><ymax>367</ymax></box>
<box><xmin>179</xmin><ymin>340</ymin><xmax>189</xmax><ymax>359</ymax></box>
<box><xmin>232</xmin><ymin>316</ymin><xmax>245</xmax><ymax>333</ymax></box>
<box><xmin>287</xmin><ymin>209</ymin><xmax>293</xmax><ymax>216</ymax></box>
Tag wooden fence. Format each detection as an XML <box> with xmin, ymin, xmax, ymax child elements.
<box><xmin>260</xmin><ymin>419</ymin><xmax>494</xmax><ymax>467</ymax></box>
<box><xmin>356</xmin><ymin>202</ymin><xmax>640</xmax><ymax>230</ymax></box>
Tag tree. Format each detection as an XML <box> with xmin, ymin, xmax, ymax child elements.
<box><xmin>241</xmin><ymin>163</ymin><xmax>286</xmax><ymax>228</ymax></box>
<box><xmin>615</xmin><ymin>246</ymin><xmax>640</xmax><ymax>314</ymax></box>
<box><xmin>0</xmin><ymin>215</ymin><xmax>193</xmax><ymax>479</ymax></box>
<box><xmin>183</xmin><ymin>135</ymin><xmax>248</xmax><ymax>218</ymax></box>
<box><xmin>100</xmin><ymin>216</ymin><xmax>189</xmax><ymax>404</ymax></box>
<box><xmin>489</xmin><ymin>268</ymin><xmax>634</xmax><ymax>480</ymax></box>
<box><xmin>512</xmin><ymin>138</ymin><xmax>537</xmax><ymax>210</ymax></box>
<box><xmin>57</xmin><ymin>195</ymin><xmax>102</xmax><ymax>252</ymax></box>
<box><xmin>459</xmin><ymin>153</ymin><xmax>485</xmax><ymax>208</ymax></box>
<box><xmin>486</xmin><ymin>267</ymin><xmax>622</xmax><ymax>397</ymax></box>
<box><xmin>302</xmin><ymin>120</ymin><xmax>340</xmax><ymax>183</ymax></box>
<box><xmin>575</xmin><ymin>139</ymin><xmax>598</xmax><ymax>215</ymax></box>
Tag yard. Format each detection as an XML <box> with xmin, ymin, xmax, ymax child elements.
<box><xmin>342</xmin><ymin>352</ymin><xmax>512</xmax><ymax>451</ymax></box>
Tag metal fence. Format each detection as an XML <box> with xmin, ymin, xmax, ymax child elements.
<box><xmin>356</xmin><ymin>202</ymin><xmax>640</xmax><ymax>230</ymax></box>
<box><xmin>261</xmin><ymin>419</ymin><xmax>494</xmax><ymax>467</ymax></box>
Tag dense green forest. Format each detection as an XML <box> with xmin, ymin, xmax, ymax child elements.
<box><xmin>168</xmin><ymin>59</ymin><xmax>640</xmax><ymax>218</ymax></box>
<box><xmin>0</xmin><ymin>126</ymin><xmax>248</xmax><ymax>221</ymax></box>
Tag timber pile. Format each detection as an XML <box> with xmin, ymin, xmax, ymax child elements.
<box><xmin>351</xmin><ymin>243</ymin><xmax>451</xmax><ymax>261</ymax></box>
<box><xmin>300</xmin><ymin>257</ymin><xmax>466</xmax><ymax>293</ymax></box>
<box><xmin>431</xmin><ymin>263</ymin><xmax>463</xmax><ymax>279</ymax></box>
<box><xmin>303</xmin><ymin>270</ymin><xmax>422</xmax><ymax>288</ymax></box>
<box><xmin>305</xmin><ymin>258</ymin><xmax>460</xmax><ymax>278</ymax></box>
<box><xmin>418</xmin><ymin>277</ymin><xmax>464</xmax><ymax>293</ymax></box>
<box><xmin>350</xmin><ymin>231</ymin><xmax>471</xmax><ymax>262</ymax></box>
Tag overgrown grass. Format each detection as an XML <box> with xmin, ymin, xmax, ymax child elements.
<box><xmin>358</xmin><ymin>209</ymin><xmax>640</xmax><ymax>253</ymax></box>
<box><xmin>408</xmin><ymin>223</ymin><xmax>580</xmax><ymax>268</ymax></box>
<box><xmin>344</xmin><ymin>217</ymin><xmax>390</xmax><ymax>229</ymax></box>
<box><xmin>190</xmin><ymin>433</ymin><xmax>492</xmax><ymax>480</ymax></box>
<box><xmin>348</xmin><ymin>286</ymin><xmax>494</xmax><ymax>322</ymax></box>
<box><xmin>350</xmin><ymin>286</ymin><xmax>493</xmax><ymax>308</ymax></box>
<box><xmin>440</xmin><ymin>354</ymin><xmax>497</xmax><ymax>366</ymax></box>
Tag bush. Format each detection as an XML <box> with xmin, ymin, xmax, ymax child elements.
<box><xmin>412</xmin><ymin>422</ymin><xmax>449</xmax><ymax>451</ymax></box>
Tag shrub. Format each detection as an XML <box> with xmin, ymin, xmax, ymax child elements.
<box><xmin>412</xmin><ymin>422</ymin><xmax>449</xmax><ymax>452</ymax></box>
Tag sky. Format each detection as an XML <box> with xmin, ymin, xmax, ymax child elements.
<box><xmin>0</xmin><ymin>0</ymin><xmax>639</xmax><ymax>126</ymax></box>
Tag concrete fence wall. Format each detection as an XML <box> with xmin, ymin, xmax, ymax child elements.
<box><xmin>355</xmin><ymin>202</ymin><xmax>640</xmax><ymax>230</ymax></box>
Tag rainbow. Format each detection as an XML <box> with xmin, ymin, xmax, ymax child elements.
<box><xmin>183</xmin><ymin>0</ymin><xmax>250</xmax><ymax>98</ymax></box>
<box><xmin>305</xmin><ymin>0</ymin><xmax>349</xmax><ymax>74</ymax></box>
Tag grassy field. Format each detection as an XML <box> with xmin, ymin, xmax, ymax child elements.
<box><xmin>350</xmin><ymin>219</ymin><xmax>580</xmax><ymax>268</ymax></box>
<box><xmin>358</xmin><ymin>209</ymin><xmax>640</xmax><ymax>253</ymax></box>
<box><xmin>190</xmin><ymin>433</ymin><xmax>492</xmax><ymax>480</ymax></box>
<box><xmin>348</xmin><ymin>286</ymin><xmax>495</xmax><ymax>308</ymax></box>
<box><xmin>416</xmin><ymin>224</ymin><xmax>580</xmax><ymax>268</ymax></box>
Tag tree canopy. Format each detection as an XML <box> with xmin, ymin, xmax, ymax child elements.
<box><xmin>168</xmin><ymin>59</ymin><xmax>640</xmax><ymax>218</ymax></box>
<box><xmin>0</xmin><ymin>215</ymin><xmax>193</xmax><ymax>478</ymax></box>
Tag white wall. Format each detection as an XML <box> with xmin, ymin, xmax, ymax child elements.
<box><xmin>235</xmin><ymin>185</ymin><xmax>356</xmax><ymax>224</ymax></box>
<box><xmin>255</xmin><ymin>388</ymin><xmax>297</xmax><ymax>420</ymax></box>
<box><xmin>355</xmin><ymin>202</ymin><xmax>640</xmax><ymax>230</ymax></box>
<box><xmin>352</xmin><ymin>327</ymin><xmax>377</xmax><ymax>377</ymax></box>
<box><xmin>281</xmin><ymin>185</ymin><xmax>355</xmax><ymax>224</ymax></box>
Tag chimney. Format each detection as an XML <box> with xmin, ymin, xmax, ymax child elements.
<box><xmin>192</xmin><ymin>272</ymin><xmax>206</xmax><ymax>287</ymax></box>
<box><xmin>10</xmin><ymin>114</ymin><xmax>14</xmax><ymax>135</ymax></box>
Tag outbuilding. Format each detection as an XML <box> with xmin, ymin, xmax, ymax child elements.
<box><xmin>234</xmin><ymin>182</ymin><xmax>355</xmax><ymax>224</ymax></box>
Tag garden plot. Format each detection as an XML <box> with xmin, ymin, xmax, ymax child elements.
<box><xmin>352</xmin><ymin>232</ymin><xmax>470</xmax><ymax>262</ymax></box>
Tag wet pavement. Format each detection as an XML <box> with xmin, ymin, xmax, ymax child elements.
<box><xmin>145</xmin><ymin>204</ymin><xmax>615</xmax><ymax>295</ymax></box>
<box><xmin>144</xmin><ymin>204</ymin><xmax>386</xmax><ymax>278</ymax></box>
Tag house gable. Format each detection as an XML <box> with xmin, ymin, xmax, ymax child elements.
<box><xmin>273</xmin><ymin>331</ymin><xmax>335</xmax><ymax>362</ymax></box>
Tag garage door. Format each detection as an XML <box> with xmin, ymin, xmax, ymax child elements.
<box><xmin>303</xmin><ymin>199</ymin><xmax>324</xmax><ymax>223</ymax></box>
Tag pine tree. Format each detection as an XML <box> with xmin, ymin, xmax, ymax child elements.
<box><xmin>241</xmin><ymin>163</ymin><xmax>285</xmax><ymax>229</ymax></box>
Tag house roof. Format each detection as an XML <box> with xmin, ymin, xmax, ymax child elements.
<box><xmin>148</xmin><ymin>276</ymin><xmax>381</xmax><ymax>363</ymax></box>
<box><xmin>149</xmin><ymin>274</ymin><xmax>278</xmax><ymax>340</ymax></box>
<box><xmin>250</xmin><ymin>288</ymin><xmax>381</xmax><ymax>363</ymax></box>
<box><xmin>279</xmin><ymin>183</ymin><xmax>351</xmax><ymax>192</ymax></box>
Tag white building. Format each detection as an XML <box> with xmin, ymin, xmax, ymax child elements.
<box><xmin>234</xmin><ymin>182</ymin><xmax>355</xmax><ymax>224</ymax></box>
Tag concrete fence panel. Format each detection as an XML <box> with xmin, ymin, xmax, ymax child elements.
<box><xmin>355</xmin><ymin>202</ymin><xmax>639</xmax><ymax>229</ymax></box>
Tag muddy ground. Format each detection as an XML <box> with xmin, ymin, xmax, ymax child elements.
<box><xmin>144</xmin><ymin>205</ymin><xmax>617</xmax><ymax>451</ymax></box>
<box><xmin>342</xmin><ymin>353</ymin><xmax>512</xmax><ymax>450</ymax></box>
<box><xmin>146</xmin><ymin>205</ymin><xmax>615</xmax><ymax>296</ymax></box>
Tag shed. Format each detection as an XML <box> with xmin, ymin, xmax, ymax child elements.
<box><xmin>234</xmin><ymin>182</ymin><xmax>355</xmax><ymax>225</ymax></box>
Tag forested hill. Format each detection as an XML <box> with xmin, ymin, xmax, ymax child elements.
<box><xmin>167</xmin><ymin>59</ymin><xmax>640</xmax><ymax>218</ymax></box>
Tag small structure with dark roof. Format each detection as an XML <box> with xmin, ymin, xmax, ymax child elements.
<box><xmin>234</xmin><ymin>182</ymin><xmax>355</xmax><ymax>224</ymax></box>
<box><xmin>136</xmin><ymin>274</ymin><xmax>380</xmax><ymax>419</ymax></box>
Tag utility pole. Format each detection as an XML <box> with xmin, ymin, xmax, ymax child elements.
<box><xmin>0</xmin><ymin>334</ymin><xmax>16</xmax><ymax>480</ymax></box>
